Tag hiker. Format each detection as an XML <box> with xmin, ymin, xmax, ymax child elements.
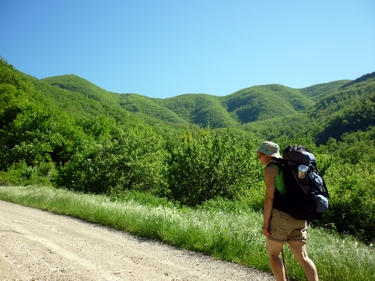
<box><xmin>255</xmin><ymin>141</ymin><xmax>319</xmax><ymax>281</ymax></box>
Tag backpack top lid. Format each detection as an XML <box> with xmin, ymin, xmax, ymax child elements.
<box><xmin>283</xmin><ymin>145</ymin><xmax>316</xmax><ymax>167</ymax></box>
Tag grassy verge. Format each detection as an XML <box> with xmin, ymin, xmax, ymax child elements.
<box><xmin>0</xmin><ymin>186</ymin><xmax>374</xmax><ymax>281</ymax></box>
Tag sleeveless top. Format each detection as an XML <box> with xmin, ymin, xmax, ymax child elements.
<box><xmin>269</xmin><ymin>163</ymin><xmax>287</xmax><ymax>195</ymax></box>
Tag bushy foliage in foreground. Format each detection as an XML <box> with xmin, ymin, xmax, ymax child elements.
<box><xmin>314</xmin><ymin>129</ymin><xmax>375</xmax><ymax>243</ymax></box>
<box><xmin>167</xmin><ymin>128</ymin><xmax>261</xmax><ymax>206</ymax></box>
<box><xmin>55</xmin><ymin>128</ymin><xmax>168</xmax><ymax>195</ymax></box>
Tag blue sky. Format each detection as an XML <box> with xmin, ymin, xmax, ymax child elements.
<box><xmin>1</xmin><ymin>1</ymin><xmax>374</xmax><ymax>98</ymax></box>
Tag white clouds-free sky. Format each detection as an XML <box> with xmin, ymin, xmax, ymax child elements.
<box><xmin>1</xmin><ymin>0</ymin><xmax>374</xmax><ymax>98</ymax></box>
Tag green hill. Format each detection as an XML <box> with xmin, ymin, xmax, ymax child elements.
<box><xmin>41</xmin><ymin>76</ymin><xmax>321</xmax><ymax>130</ymax></box>
<box><xmin>41</xmin><ymin>75</ymin><xmax>316</xmax><ymax>130</ymax></box>
<box><xmin>310</xmin><ymin>72</ymin><xmax>375</xmax><ymax>144</ymax></box>
<box><xmin>299</xmin><ymin>80</ymin><xmax>349</xmax><ymax>101</ymax></box>
<box><xmin>156</xmin><ymin>94</ymin><xmax>238</xmax><ymax>128</ymax></box>
<box><xmin>2</xmin><ymin>57</ymin><xmax>375</xmax><ymax>146</ymax></box>
<box><xmin>39</xmin><ymin>75</ymin><xmax>192</xmax><ymax>134</ymax></box>
<box><xmin>29</xmin><ymin>75</ymin><xmax>142</xmax><ymax>129</ymax></box>
<box><xmin>245</xmin><ymin>72</ymin><xmax>375</xmax><ymax>143</ymax></box>
<box><xmin>42</xmin><ymin>74</ymin><xmax>120</xmax><ymax>106</ymax></box>
<box><xmin>220</xmin><ymin>84</ymin><xmax>314</xmax><ymax>124</ymax></box>
<box><xmin>35</xmin><ymin>72</ymin><xmax>375</xmax><ymax>145</ymax></box>
<box><xmin>119</xmin><ymin>93</ymin><xmax>188</xmax><ymax>125</ymax></box>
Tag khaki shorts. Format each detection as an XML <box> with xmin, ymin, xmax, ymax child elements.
<box><xmin>268</xmin><ymin>208</ymin><xmax>307</xmax><ymax>243</ymax></box>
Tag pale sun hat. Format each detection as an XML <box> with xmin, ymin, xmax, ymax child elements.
<box><xmin>255</xmin><ymin>141</ymin><xmax>281</xmax><ymax>158</ymax></box>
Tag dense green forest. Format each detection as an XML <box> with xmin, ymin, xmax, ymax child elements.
<box><xmin>1</xmin><ymin>57</ymin><xmax>375</xmax><ymax>244</ymax></box>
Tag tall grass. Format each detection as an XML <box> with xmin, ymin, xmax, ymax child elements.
<box><xmin>0</xmin><ymin>186</ymin><xmax>374</xmax><ymax>281</ymax></box>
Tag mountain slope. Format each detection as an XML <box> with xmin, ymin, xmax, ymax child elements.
<box><xmin>41</xmin><ymin>75</ymin><xmax>370</xmax><ymax>135</ymax></box>
<box><xmin>4</xmin><ymin>59</ymin><xmax>375</xmax><ymax>146</ymax></box>
<box><xmin>154</xmin><ymin>84</ymin><xmax>319</xmax><ymax>128</ymax></box>
<box><xmin>299</xmin><ymin>80</ymin><xmax>350</xmax><ymax>101</ymax></box>
<box><xmin>40</xmin><ymin>75</ymin><xmax>319</xmax><ymax>129</ymax></box>
<box><xmin>310</xmin><ymin>73</ymin><xmax>375</xmax><ymax>144</ymax></box>
<box><xmin>156</xmin><ymin>94</ymin><xmax>238</xmax><ymax>128</ymax></box>
<box><xmin>220</xmin><ymin>84</ymin><xmax>314</xmax><ymax>123</ymax></box>
<box><xmin>119</xmin><ymin>94</ymin><xmax>188</xmax><ymax>125</ymax></box>
<box><xmin>42</xmin><ymin>75</ymin><xmax>120</xmax><ymax>106</ymax></box>
<box><xmin>39</xmin><ymin>75</ymin><xmax>191</xmax><ymax>131</ymax></box>
<box><xmin>30</xmin><ymin>76</ymin><xmax>141</xmax><ymax>128</ymax></box>
<box><xmin>244</xmin><ymin>73</ymin><xmax>375</xmax><ymax>143</ymax></box>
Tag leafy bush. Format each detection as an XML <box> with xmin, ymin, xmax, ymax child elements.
<box><xmin>55</xmin><ymin>128</ymin><xmax>168</xmax><ymax>195</ymax></box>
<box><xmin>320</xmin><ymin>159</ymin><xmax>375</xmax><ymax>243</ymax></box>
<box><xmin>0</xmin><ymin>161</ymin><xmax>56</xmax><ymax>186</ymax></box>
<box><xmin>167</xmin><ymin>127</ymin><xmax>259</xmax><ymax>206</ymax></box>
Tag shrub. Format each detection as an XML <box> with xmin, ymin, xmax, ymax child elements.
<box><xmin>0</xmin><ymin>160</ymin><xmax>55</xmax><ymax>186</ymax></box>
<box><xmin>167</xmin><ymin>127</ymin><xmax>259</xmax><ymax>206</ymax></box>
<box><xmin>55</xmin><ymin>128</ymin><xmax>168</xmax><ymax>195</ymax></box>
<box><xmin>320</xmin><ymin>162</ymin><xmax>375</xmax><ymax>243</ymax></box>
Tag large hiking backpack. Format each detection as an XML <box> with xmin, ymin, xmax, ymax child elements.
<box><xmin>272</xmin><ymin>145</ymin><xmax>330</xmax><ymax>221</ymax></box>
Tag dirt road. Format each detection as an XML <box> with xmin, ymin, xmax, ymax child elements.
<box><xmin>0</xmin><ymin>200</ymin><xmax>274</xmax><ymax>281</ymax></box>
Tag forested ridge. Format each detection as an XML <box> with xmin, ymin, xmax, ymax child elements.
<box><xmin>1</xmin><ymin>57</ymin><xmax>375</xmax><ymax>244</ymax></box>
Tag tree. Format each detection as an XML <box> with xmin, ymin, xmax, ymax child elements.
<box><xmin>167</xmin><ymin>127</ymin><xmax>258</xmax><ymax>206</ymax></box>
<box><xmin>55</xmin><ymin>127</ymin><xmax>168</xmax><ymax>195</ymax></box>
<box><xmin>0</xmin><ymin>93</ymin><xmax>86</xmax><ymax>171</ymax></box>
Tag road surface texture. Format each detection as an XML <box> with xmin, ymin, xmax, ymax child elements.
<box><xmin>0</xmin><ymin>200</ymin><xmax>274</xmax><ymax>281</ymax></box>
